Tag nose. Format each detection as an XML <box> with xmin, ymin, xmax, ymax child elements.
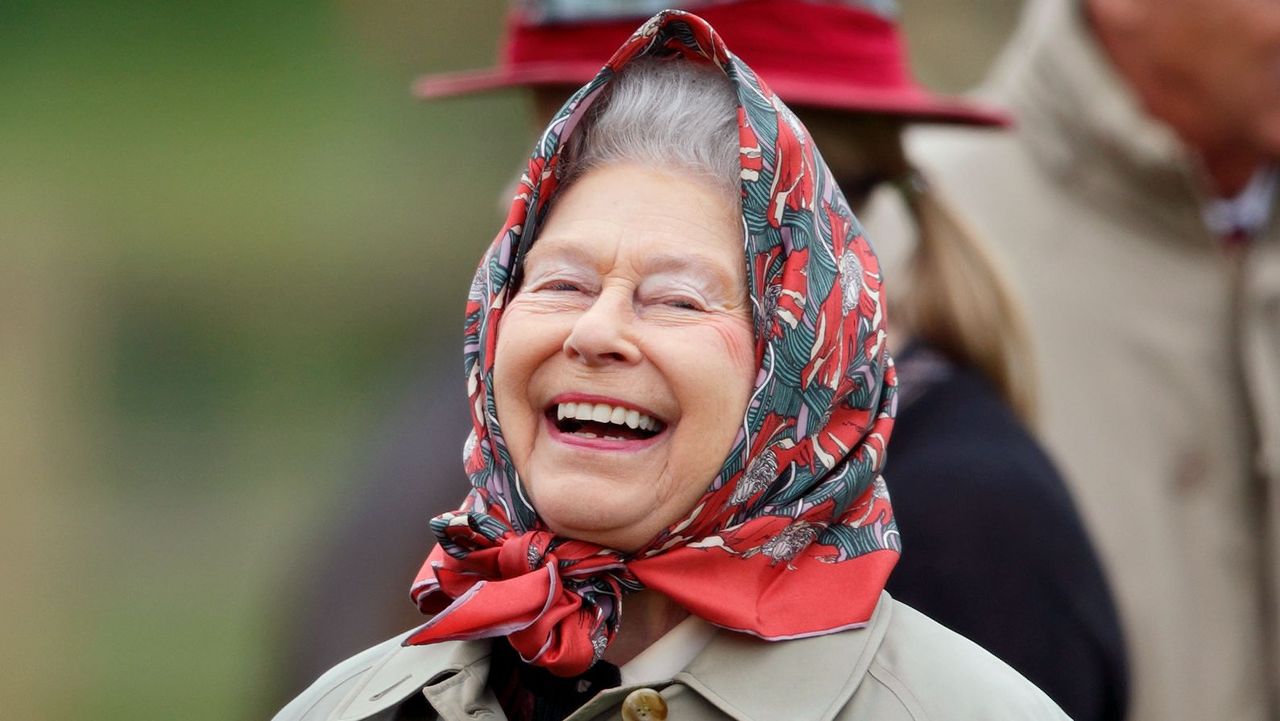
<box><xmin>563</xmin><ymin>288</ymin><xmax>642</xmax><ymax>366</ymax></box>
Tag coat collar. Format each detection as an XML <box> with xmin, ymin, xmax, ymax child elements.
<box><xmin>364</xmin><ymin>591</ymin><xmax>894</xmax><ymax>721</ymax></box>
<box><xmin>321</xmin><ymin>628</ymin><xmax>488</xmax><ymax>721</ymax></box>
<box><xmin>673</xmin><ymin>590</ymin><xmax>894</xmax><ymax>721</ymax></box>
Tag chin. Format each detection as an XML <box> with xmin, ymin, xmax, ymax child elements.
<box><xmin>529</xmin><ymin>478</ymin><xmax>658</xmax><ymax>552</ymax></box>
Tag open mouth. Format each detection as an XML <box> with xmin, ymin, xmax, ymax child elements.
<box><xmin>546</xmin><ymin>401</ymin><xmax>666</xmax><ymax>442</ymax></box>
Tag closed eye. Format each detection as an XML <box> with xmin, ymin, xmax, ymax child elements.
<box><xmin>659</xmin><ymin>297</ymin><xmax>704</xmax><ymax>311</ymax></box>
<box><xmin>543</xmin><ymin>281</ymin><xmax>585</xmax><ymax>292</ymax></box>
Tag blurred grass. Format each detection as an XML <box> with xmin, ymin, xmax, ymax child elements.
<box><xmin>0</xmin><ymin>1</ymin><xmax>1020</xmax><ymax>719</ymax></box>
<box><xmin>2</xmin><ymin>2</ymin><xmax>527</xmax><ymax>719</ymax></box>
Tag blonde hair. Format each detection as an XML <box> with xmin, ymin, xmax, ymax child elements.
<box><xmin>899</xmin><ymin>175</ymin><xmax>1038</xmax><ymax>423</ymax></box>
<box><xmin>793</xmin><ymin>108</ymin><xmax>1036</xmax><ymax>422</ymax></box>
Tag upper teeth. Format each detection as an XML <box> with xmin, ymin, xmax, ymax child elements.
<box><xmin>556</xmin><ymin>402</ymin><xmax>660</xmax><ymax>431</ymax></box>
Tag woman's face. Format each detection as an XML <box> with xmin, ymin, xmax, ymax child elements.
<box><xmin>493</xmin><ymin>163</ymin><xmax>756</xmax><ymax>552</ymax></box>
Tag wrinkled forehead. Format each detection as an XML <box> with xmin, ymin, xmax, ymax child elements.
<box><xmin>525</xmin><ymin>165</ymin><xmax>749</xmax><ymax>290</ymax></box>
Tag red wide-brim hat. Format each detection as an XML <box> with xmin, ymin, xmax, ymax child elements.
<box><xmin>414</xmin><ymin>0</ymin><xmax>1008</xmax><ymax>127</ymax></box>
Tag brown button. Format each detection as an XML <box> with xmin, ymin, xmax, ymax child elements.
<box><xmin>621</xmin><ymin>688</ymin><xmax>668</xmax><ymax>721</ymax></box>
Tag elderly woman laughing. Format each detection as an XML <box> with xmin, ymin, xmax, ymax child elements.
<box><xmin>275</xmin><ymin>11</ymin><xmax>1067</xmax><ymax>721</ymax></box>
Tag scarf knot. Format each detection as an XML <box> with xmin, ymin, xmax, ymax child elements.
<box><xmin>410</xmin><ymin>512</ymin><xmax>633</xmax><ymax>676</ymax></box>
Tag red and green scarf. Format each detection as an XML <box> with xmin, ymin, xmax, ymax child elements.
<box><xmin>409</xmin><ymin>10</ymin><xmax>899</xmax><ymax>676</ymax></box>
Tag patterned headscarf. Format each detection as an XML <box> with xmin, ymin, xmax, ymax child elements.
<box><xmin>408</xmin><ymin>10</ymin><xmax>899</xmax><ymax>676</ymax></box>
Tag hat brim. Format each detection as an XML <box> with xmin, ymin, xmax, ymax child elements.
<box><xmin>413</xmin><ymin>62</ymin><xmax>1009</xmax><ymax>128</ymax></box>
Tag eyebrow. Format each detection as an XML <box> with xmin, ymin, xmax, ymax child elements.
<box><xmin>639</xmin><ymin>252</ymin><xmax>740</xmax><ymax>298</ymax></box>
<box><xmin>521</xmin><ymin>240</ymin><xmax>597</xmax><ymax>272</ymax></box>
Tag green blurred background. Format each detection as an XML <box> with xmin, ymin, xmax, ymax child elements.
<box><xmin>0</xmin><ymin>1</ymin><xmax>1018</xmax><ymax>719</ymax></box>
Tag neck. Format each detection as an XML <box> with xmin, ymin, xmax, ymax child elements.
<box><xmin>1086</xmin><ymin>0</ymin><xmax>1264</xmax><ymax>196</ymax></box>
<box><xmin>602</xmin><ymin>590</ymin><xmax>688</xmax><ymax>667</ymax></box>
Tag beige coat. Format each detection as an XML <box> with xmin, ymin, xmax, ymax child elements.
<box><xmin>273</xmin><ymin>593</ymin><xmax>1067</xmax><ymax>721</ymax></box>
<box><xmin>899</xmin><ymin>1</ymin><xmax>1280</xmax><ymax>719</ymax></box>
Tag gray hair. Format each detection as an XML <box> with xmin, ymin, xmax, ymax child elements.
<box><xmin>559</xmin><ymin>57</ymin><xmax>741</xmax><ymax>199</ymax></box>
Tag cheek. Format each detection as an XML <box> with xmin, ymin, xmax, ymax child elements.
<box><xmin>490</xmin><ymin>338</ymin><xmax>524</xmax><ymax>432</ymax></box>
<box><xmin>713</xmin><ymin>320</ymin><xmax>757</xmax><ymax>385</ymax></box>
<box><xmin>492</xmin><ymin>310</ymin><xmax>557</xmax><ymax>424</ymax></box>
<box><xmin>663</xmin><ymin>317</ymin><xmax>756</xmax><ymax>411</ymax></box>
<box><xmin>656</xmin><ymin>322</ymin><xmax>754</xmax><ymax>501</ymax></box>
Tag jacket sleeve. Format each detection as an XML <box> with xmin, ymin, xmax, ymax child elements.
<box><xmin>272</xmin><ymin>629</ymin><xmax>447</xmax><ymax>721</ymax></box>
<box><xmin>273</xmin><ymin>635</ymin><xmax>401</xmax><ymax>721</ymax></box>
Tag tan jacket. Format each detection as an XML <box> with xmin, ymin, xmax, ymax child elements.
<box><xmin>273</xmin><ymin>593</ymin><xmax>1067</xmax><ymax>721</ymax></box>
<box><xmin>900</xmin><ymin>1</ymin><xmax>1280</xmax><ymax>719</ymax></box>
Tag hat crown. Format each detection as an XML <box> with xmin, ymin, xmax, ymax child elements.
<box><xmin>519</xmin><ymin>0</ymin><xmax>898</xmax><ymax>24</ymax></box>
<box><xmin>414</xmin><ymin>0</ymin><xmax>1007</xmax><ymax>127</ymax></box>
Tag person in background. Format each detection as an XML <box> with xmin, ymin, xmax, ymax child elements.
<box><xmin>277</xmin><ymin>2</ymin><xmax>1127</xmax><ymax>719</ymax></box>
<box><xmin>275</xmin><ymin>15</ymin><xmax>1069</xmax><ymax>719</ymax></box>
<box><xmin>900</xmin><ymin>0</ymin><xmax>1280</xmax><ymax>719</ymax></box>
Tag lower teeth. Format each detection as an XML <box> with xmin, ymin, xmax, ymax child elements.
<box><xmin>571</xmin><ymin>431</ymin><xmax>628</xmax><ymax>441</ymax></box>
